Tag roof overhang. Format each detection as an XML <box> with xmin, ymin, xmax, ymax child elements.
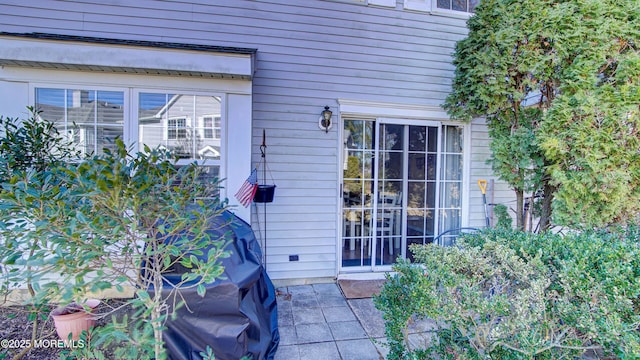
<box><xmin>0</xmin><ymin>33</ymin><xmax>256</xmax><ymax>80</ymax></box>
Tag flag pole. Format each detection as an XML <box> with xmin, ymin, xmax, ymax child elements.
<box><xmin>260</xmin><ymin>129</ymin><xmax>267</xmax><ymax>270</ymax></box>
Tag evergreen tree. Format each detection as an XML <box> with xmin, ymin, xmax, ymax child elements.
<box><xmin>445</xmin><ymin>0</ymin><xmax>640</xmax><ymax>229</ymax></box>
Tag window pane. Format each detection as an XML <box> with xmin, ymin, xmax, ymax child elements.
<box><xmin>440</xmin><ymin>182</ymin><xmax>462</xmax><ymax>208</ymax></box>
<box><xmin>439</xmin><ymin>209</ymin><xmax>461</xmax><ymax>245</ymax></box>
<box><xmin>194</xmin><ymin>96</ymin><xmax>222</xmax><ymax>161</ymax></box>
<box><xmin>442</xmin><ymin>154</ymin><xmax>463</xmax><ymax>181</ymax></box>
<box><xmin>380</xmin><ymin>124</ymin><xmax>403</xmax><ymax>151</ymax></box>
<box><xmin>469</xmin><ymin>0</ymin><xmax>479</xmax><ymax>12</ymax></box>
<box><xmin>345</xmin><ymin>151</ymin><xmax>374</xmax><ymax>180</ymax></box>
<box><xmin>452</xmin><ymin>0</ymin><xmax>466</xmax><ymax>11</ymax></box>
<box><xmin>35</xmin><ymin>88</ymin><xmax>65</xmax><ymax>125</ymax></box>
<box><xmin>427</xmin><ymin>154</ymin><xmax>437</xmax><ymax>180</ymax></box>
<box><xmin>437</xmin><ymin>0</ymin><xmax>451</xmax><ymax>10</ymax></box>
<box><xmin>427</xmin><ymin>127</ymin><xmax>438</xmax><ymax>153</ymax></box>
<box><xmin>426</xmin><ymin>181</ymin><xmax>436</xmax><ymax>208</ymax></box>
<box><xmin>97</xmin><ymin>126</ymin><xmax>123</xmax><ymax>154</ymax></box>
<box><xmin>408</xmin><ymin>153</ymin><xmax>425</xmax><ymax>180</ymax></box>
<box><xmin>345</xmin><ymin>119</ymin><xmax>374</xmax><ymax>150</ymax></box>
<box><xmin>378</xmin><ymin>181</ymin><xmax>402</xmax><ymax>207</ymax></box>
<box><xmin>36</xmin><ymin>88</ymin><xmax>124</xmax><ymax>156</ymax></box>
<box><xmin>379</xmin><ymin>152</ymin><xmax>403</xmax><ymax>180</ymax></box>
<box><xmin>409</xmin><ymin>126</ymin><xmax>426</xmax><ymax>151</ymax></box>
<box><xmin>407</xmin><ymin>209</ymin><xmax>434</xmax><ymax>236</ymax></box>
<box><xmin>96</xmin><ymin>91</ymin><xmax>124</xmax><ymax>124</ymax></box>
<box><xmin>138</xmin><ymin>93</ymin><xmax>221</xmax><ymax>161</ymax></box>
<box><xmin>443</xmin><ymin>126</ymin><xmax>463</xmax><ymax>153</ymax></box>
<box><xmin>408</xmin><ymin>182</ymin><xmax>425</xmax><ymax>208</ymax></box>
<box><xmin>440</xmin><ymin>209</ymin><xmax>461</xmax><ymax>230</ymax></box>
<box><xmin>67</xmin><ymin>89</ymin><xmax>92</xmax><ymax>126</ymax></box>
<box><xmin>139</xmin><ymin>93</ymin><xmax>168</xmax><ymax>152</ymax></box>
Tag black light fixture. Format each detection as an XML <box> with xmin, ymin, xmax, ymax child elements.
<box><xmin>319</xmin><ymin>105</ymin><xmax>333</xmax><ymax>133</ymax></box>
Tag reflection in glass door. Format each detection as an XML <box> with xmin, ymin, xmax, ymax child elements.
<box><xmin>342</xmin><ymin>120</ymin><xmax>374</xmax><ymax>267</ymax></box>
<box><xmin>341</xmin><ymin>119</ymin><xmax>463</xmax><ymax>270</ymax></box>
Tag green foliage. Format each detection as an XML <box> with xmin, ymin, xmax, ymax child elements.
<box><xmin>0</xmin><ymin>107</ymin><xmax>79</xmax><ymax>181</ymax></box>
<box><xmin>444</xmin><ymin>0</ymin><xmax>640</xmax><ymax>228</ymax></box>
<box><xmin>0</xmin><ymin>108</ymin><xmax>231</xmax><ymax>359</ymax></box>
<box><xmin>0</xmin><ymin>107</ymin><xmax>81</xmax><ymax>360</ymax></box>
<box><xmin>538</xmin><ymin>1</ymin><xmax>640</xmax><ymax>227</ymax></box>
<box><xmin>493</xmin><ymin>204</ymin><xmax>512</xmax><ymax>230</ymax></box>
<box><xmin>376</xmin><ymin>228</ymin><xmax>640</xmax><ymax>359</ymax></box>
<box><xmin>374</xmin><ymin>260</ymin><xmax>437</xmax><ymax>359</ymax></box>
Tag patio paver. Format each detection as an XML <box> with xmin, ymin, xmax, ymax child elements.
<box><xmin>336</xmin><ymin>339</ymin><xmax>381</xmax><ymax>360</ymax></box>
<box><xmin>328</xmin><ymin>320</ymin><xmax>368</xmax><ymax>340</ymax></box>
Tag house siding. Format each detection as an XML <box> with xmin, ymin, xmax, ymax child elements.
<box><xmin>0</xmin><ymin>0</ymin><xmax>514</xmax><ymax>281</ymax></box>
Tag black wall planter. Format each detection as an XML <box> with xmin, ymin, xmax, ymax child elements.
<box><xmin>254</xmin><ymin>185</ymin><xmax>276</xmax><ymax>203</ymax></box>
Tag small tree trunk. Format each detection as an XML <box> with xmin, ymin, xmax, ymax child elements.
<box><xmin>153</xmin><ymin>305</ymin><xmax>164</xmax><ymax>360</ymax></box>
<box><xmin>515</xmin><ymin>189</ymin><xmax>525</xmax><ymax>231</ymax></box>
<box><xmin>538</xmin><ymin>180</ymin><xmax>555</xmax><ymax>232</ymax></box>
<box><xmin>150</xmin><ymin>248</ymin><xmax>166</xmax><ymax>360</ymax></box>
<box><xmin>12</xmin><ymin>283</ymin><xmax>37</xmax><ymax>360</ymax></box>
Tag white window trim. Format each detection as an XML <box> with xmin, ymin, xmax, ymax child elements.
<box><xmin>404</xmin><ymin>0</ymin><xmax>431</xmax><ymax>12</ymax></box>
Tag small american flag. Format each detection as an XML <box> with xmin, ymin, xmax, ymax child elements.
<box><xmin>235</xmin><ymin>168</ymin><xmax>258</xmax><ymax>207</ymax></box>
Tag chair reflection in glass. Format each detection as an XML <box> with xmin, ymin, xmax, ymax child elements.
<box><xmin>377</xmin><ymin>192</ymin><xmax>401</xmax><ymax>255</ymax></box>
<box><xmin>343</xmin><ymin>210</ymin><xmax>363</xmax><ymax>251</ymax></box>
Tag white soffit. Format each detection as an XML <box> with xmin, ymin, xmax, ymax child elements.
<box><xmin>0</xmin><ymin>34</ymin><xmax>255</xmax><ymax>80</ymax></box>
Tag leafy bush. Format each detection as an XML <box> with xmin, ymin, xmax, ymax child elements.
<box><xmin>1</xmin><ymin>109</ymin><xmax>231</xmax><ymax>359</ymax></box>
<box><xmin>375</xmin><ymin>228</ymin><xmax>640</xmax><ymax>359</ymax></box>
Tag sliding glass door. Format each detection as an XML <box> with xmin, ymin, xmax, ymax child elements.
<box><xmin>341</xmin><ymin>118</ymin><xmax>463</xmax><ymax>270</ymax></box>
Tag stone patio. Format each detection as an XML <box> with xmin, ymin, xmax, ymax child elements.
<box><xmin>274</xmin><ymin>283</ymin><xmax>388</xmax><ymax>360</ymax></box>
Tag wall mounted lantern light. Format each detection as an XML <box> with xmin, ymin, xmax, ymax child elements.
<box><xmin>319</xmin><ymin>106</ymin><xmax>333</xmax><ymax>133</ymax></box>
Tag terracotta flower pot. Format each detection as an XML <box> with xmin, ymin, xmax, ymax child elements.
<box><xmin>51</xmin><ymin>299</ymin><xmax>100</xmax><ymax>341</ymax></box>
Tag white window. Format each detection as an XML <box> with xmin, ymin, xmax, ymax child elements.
<box><xmin>168</xmin><ymin>117</ymin><xmax>187</xmax><ymax>140</ymax></box>
<box><xmin>436</xmin><ymin>0</ymin><xmax>478</xmax><ymax>13</ymax></box>
<box><xmin>404</xmin><ymin>0</ymin><xmax>478</xmax><ymax>14</ymax></box>
<box><xmin>35</xmin><ymin>87</ymin><xmax>224</xmax><ymax>181</ymax></box>
<box><xmin>202</xmin><ymin>116</ymin><xmax>221</xmax><ymax>139</ymax></box>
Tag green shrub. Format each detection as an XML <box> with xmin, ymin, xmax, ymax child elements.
<box><xmin>375</xmin><ymin>228</ymin><xmax>640</xmax><ymax>359</ymax></box>
<box><xmin>1</xmin><ymin>108</ymin><xmax>231</xmax><ymax>359</ymax></box>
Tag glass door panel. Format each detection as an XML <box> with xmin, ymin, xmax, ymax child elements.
<box><xmin>342</xmin><ymin>120</ymin><xmax>374</xmax><ymax>267</ymax></box>
<box><xmin>405</xmin><ymin>125</ymin><xmax>439</xmax><ymax>261</ymax></box>
<box><xmin>437</xmin><ymin>126</ymin><xmax>464</xmax><ymax>246</ymax></box>
<box><xmin>375</xmin><ymin>124</ymin><xmax>404</xmax><ymax>266</ymax></box>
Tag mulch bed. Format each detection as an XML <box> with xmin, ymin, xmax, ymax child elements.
<box><xmin>0</xmin><ymin>299</ymin><xmax>131</xmax><ymax>360</ymax></box>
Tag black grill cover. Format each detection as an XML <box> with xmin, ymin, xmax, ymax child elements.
<box><xmin>158</xmin><ymin>209</ymin><xmax>279</xmax><ymax>360</ymax></box>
